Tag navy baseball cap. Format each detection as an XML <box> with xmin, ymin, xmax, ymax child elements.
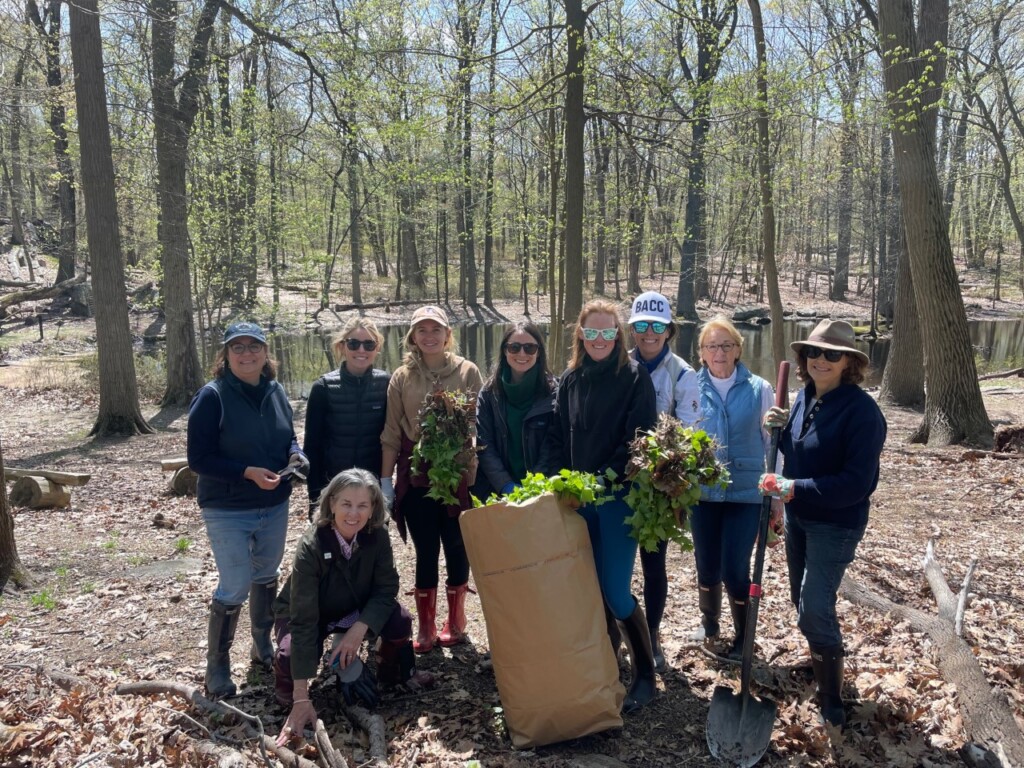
<box><xmin>223</xmin><ymin>322</ymin><xmax>267</xmax><ymax>345</ymax></box>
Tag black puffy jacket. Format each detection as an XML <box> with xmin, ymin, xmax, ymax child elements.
<box><xmin>303</xmin><ymin>365</ymin><xmax>390</xmax><ymax>502</ymax></box>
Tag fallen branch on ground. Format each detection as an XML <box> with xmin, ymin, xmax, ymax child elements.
<box><xmin>0</xmin><ymin>273</ymin><xmax>86</xmax><ymax>318</ymax></box>
<box><xmin>979</xmin><ymin>367</ymin><xmax>1024</xmax><ymax>381</ymax></box>
<box><xmin>840</xmin><ymin>535</ymin><xmax>1024</xmax><ymax>768</ymax></box>
<box><xmin>338</xmin><ymin>702</ymin><xmax>387</xmax><ymax>766</ymax></box>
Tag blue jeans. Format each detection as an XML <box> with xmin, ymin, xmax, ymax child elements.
<box><xmin>202</xmin><ymin>500</ymin><xmax>290</xmax><ymax>605</ymax></box>
<box><xmin>785</xmin><ymin>514</ymin><xmax>865</xmax><ymax>647</ymax></box>
<box><xmin>578</xmin><ymin>495</ymin><xmax>638</xmax><ymax>620</ymax></box>
<box><xmin>690</xmin><ymin>501</ymin><xmax>760</xmax><ymax>600</ymax></box>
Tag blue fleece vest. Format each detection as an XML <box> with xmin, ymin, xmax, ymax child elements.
<box><xmin>697</xmin><ymin>363</ymin><xmax>766</xmax><ymax>504</ymax></box>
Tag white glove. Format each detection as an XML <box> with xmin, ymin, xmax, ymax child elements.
<box><xmin>380</xmin><ymin>477</ymin><xmax>395</xmax><ymax>509</ymax></box>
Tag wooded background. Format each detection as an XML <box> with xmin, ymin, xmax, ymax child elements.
<box><xmin>0</xmin><ymin>0</ymin><xmax>1014</xmax><ymax>444</ymax></box>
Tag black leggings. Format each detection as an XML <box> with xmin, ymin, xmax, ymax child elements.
<box><xmin>403</xmin><ymin>487</ymin><xmax>470</xmax><ymax>589</ymax></box>
<box><xmin>639</xmin><ymin>539</ymin><xmax>668</xmax><ymax>632</ymax></box>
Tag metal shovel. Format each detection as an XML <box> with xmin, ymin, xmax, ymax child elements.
<box><xmin>706</xmin><ymin>360</ymin><xmax>789</xmax><ymax>767</ymax></box>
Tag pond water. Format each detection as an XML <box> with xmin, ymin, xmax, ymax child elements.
<box><xmin>209</xmin><ymin>317</ymin><xmax>1024</xmax><ymax>399</ymax></box>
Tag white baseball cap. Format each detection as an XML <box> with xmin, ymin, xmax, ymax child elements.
<box><xmin>628</xmin><ymin>291</ymin><xmax>673</xmax><ymax>325</ymax></box>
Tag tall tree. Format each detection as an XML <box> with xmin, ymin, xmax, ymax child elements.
<box><xmin>150</xmin><ymin>0</ymin><xmax>219</xmax><ymax>405</ymax></box>
<box><xmin>0</xmin><ymin>434</ymin><xmax>30</xmax><ymax>593</ymax></box>
<box><xmin>27</xmin><ymin>0</ymin><xmax>77</xmax><ymax>283</ymax></box>
<box><xmin>877</xmin><ymin>0</ymin><xmax>992</xmax><ymax>446</ymax></box>
<box><xmin>562</xmin><ymin>0</ymin><xmax>586</xmax><ymax>323</ymax></box>
<box><xmin>69</xmin><ymin>0</ymin><xmax>153</xmax><ymax>437</ymax></box>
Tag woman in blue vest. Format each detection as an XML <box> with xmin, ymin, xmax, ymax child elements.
<box><xmin>187</xmin><ymin>322</ymin><xmax>308</xmax><ymax>698</ymax></box>
<box><xmin>626</xmin><ymin>291</ymin><xmax>700</xmax><ymax>672</ymax></box>
<box><xmin>690</xmin><ymin>316</ymin><xmax>777</xmax><ymax>663</ymax></box>
<box><xmin>304</xmin><ymin>318</ymin><xmax>390</xmax><ymax>518</ymax></box>
<box><xmin>474</xmin><ymin>321</ymin><xmax>556</xmax><ymax>500</ymax></box>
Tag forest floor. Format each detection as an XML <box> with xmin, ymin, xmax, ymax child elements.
<box><xmin>1</xmin><ymin>252</ymin><xmax>1024</xmax><ymax>767</ymax></box>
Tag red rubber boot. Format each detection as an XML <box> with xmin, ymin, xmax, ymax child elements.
<box><xmin>413</xmin><ymin>588</ymin><xmax>438</xmax><ymax>654</ymax></box>
<box><xmin>438</xmin><ymin>583</ymin><xmax>469</xmax><ymax>647</ymax></box>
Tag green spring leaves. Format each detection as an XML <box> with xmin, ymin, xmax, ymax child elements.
<box><xmin>411</xmin><ymin>389</ymin><xmax>477</xmax><ymax>506</ymax></box>
<box><xmin>481</xmin><ymin>470</ymin><xmax>613</xmax><ymax>508</ymax></box>
<box><xmin>623</xmin><ymin>413</ymin><xmax>729</xmax><ymax>553</ymax></box>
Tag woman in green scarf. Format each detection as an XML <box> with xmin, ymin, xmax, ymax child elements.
<box><xmin>474</xmin><ymin>322</ymin><xmax>557</xmax><ymax>499</ymax></box>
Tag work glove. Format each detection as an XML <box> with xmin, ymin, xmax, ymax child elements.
<box><xmin>338</xmin><ymin>662</ymin><xmax>379</xmax><ymax>708</ymax></box>
<box><xmin>758</xmin><ymin>473</ymin><xmax>795</xmax><ymax>503</ymax></box>
<box><xmin>380</xmin><ymin>477</ymin><xmax>395</xmax><ymax>510</ymax></box>
<box><xmin>763</xmin><ymin>406</ymin><xmax>790</xmax><ymax>430</ymax></box>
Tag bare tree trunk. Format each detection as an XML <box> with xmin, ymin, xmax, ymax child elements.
<box><xmin>562</xmin><ymin>0</ymin><xmax>585</xmax><ymax>322</ymax></box>
<box><xmin>69</xmin><ymin>0</ymin><xmax>153</xmax><ymax>437</ymax></box>
<box><xmin>0</xmin><ymin>434</ymin><xmax>31</xmax><ymax>593</ymax></box>
<box><xmin>879</xmin><ymin>234</ymin><xmax>925</xmax><ymax>405</ymax></box>
<box><xmin>349</xmin><ymin>142</ymin><xmax>362</xmax><ymax>305</ymax></box>
<box><xmin>482</xmin><ymin>0</ymin><xmax>499</xmax><ymax>307</ymax></box>
<box><xmin>878</xmin><ymin>0</ymin><xmax>992</xmax><ymax>447</ymax></box>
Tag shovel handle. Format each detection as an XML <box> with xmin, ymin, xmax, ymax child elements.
<box><xmin>775</xmin><ymin>361</ymin><xmax>791</xmax><ymax>409</ymax></box>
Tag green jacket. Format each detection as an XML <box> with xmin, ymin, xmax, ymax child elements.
<box><xmin>274</xmin><ymin>523</ymin><xmax>400</xmax><ymax>680</ymax></box>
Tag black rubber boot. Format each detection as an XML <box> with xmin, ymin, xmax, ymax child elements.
<box><xmin>649</xmin><ymin>627</ymin><xmax>666</xmax><ymax>673</ymax></box>
<box><xmin>617</xmin><ymin>599</ymin><xmax>657</xmax><ymax>714</ymax></box>
<box><xmin>249</xmin><ymin>581</ymin><xmax>277</xmax><ymax>668</ymax></box>
<box><xmin>719</xmin><ymin>594</ymin><xmax>748</xmax><ymax>665</ymax></box>
<box><xmin>810</xmin><ymin>643</ymin><xmax>846</xmax><ymax>728</ymax></box>
<box><xmin>688</xmin><ymin>582</ymin><xmax>722</xmax><ymax>643</ymax></box>
<box><xmin>604</xmin><ymin>602</ymin><xmax>622</xmax><ymax>663</ymax></box>
<box><xmin>205</xmin><ymin>600</ymin><xmax>241</xmax><ymax>698</ymax></box>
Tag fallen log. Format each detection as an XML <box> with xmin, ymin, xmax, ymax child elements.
<box><xmin>979</xmin><ymin>366</ymin><xmax>1024</xmax><ymax>381</ymax></box>
<box><xmin>0</xmin><ymin>272</ymin><xmax>86</xmax><ymax>319</ymax></box>
<box><xmin>333</xmin><ymin>298</ymin><xmax>433</xmax><ymax>313</ymax></box>
<box><xmin>338</xmin><ymin>703</ymin><xmax>387</xmax><ymax>767</ymax></box>
<box><xmin>0</xmin><ymin>279</ymin><xmax>38</xmax><ymax>288</ymax></box>
<box><xmin>841</xmin><ymin>537</ymin><xmax>1024</xmax><ymax>768</ymax></box>
<box><xmin>161</xmin><ymin>457</ymin><xmax>189</xmax><ymax>472</ymax></box>
<box><xmin>8</xmin><ymin>476</ymin><xmax>71</xmax><ymax>509</ymax></box>
<box><xmin>4</xmin><ymin>467</ymin><xmax>91</xmax><ymax>486</ymax></box>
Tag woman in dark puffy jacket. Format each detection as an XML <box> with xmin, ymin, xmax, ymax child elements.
<box><xmin>303</xmin><ymin>318</ymin><xmax>389</xmax><ymax>518</ymax></box>
<box><xmin>474</xmin><ymin>322</ymin><xmax>556</xmax><ymax>500</ymax></box>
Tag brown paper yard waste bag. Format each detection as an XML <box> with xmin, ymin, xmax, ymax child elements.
<box><xmin>459</xmin><ymin>492</ymin><xmax>624</xmax><ymax>747</ymax></box>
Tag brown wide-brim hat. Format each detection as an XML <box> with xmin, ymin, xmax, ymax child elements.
<box><xmin>790</xmin><ymin>319</ymin><xmax>868</xmax><ymax>364</ymax></box>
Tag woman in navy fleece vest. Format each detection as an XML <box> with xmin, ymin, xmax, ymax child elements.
<box><xmin>759</xmin><ymin>319</ymin><xmax>886</xmax><ymax>729</ymax></box>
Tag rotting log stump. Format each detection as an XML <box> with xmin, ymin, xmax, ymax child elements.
<box><xmin>9</xmin><ymin>476</ymin><xmax>71</xmax><ymax>509</ymax></box>
<box><xmin>169</xmin><ymin>467</ymin><xmax>197</xmax><ymax>496</ymax></box>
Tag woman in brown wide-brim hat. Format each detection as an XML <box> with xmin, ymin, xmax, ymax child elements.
<box><xmin>758</xmin><ymin>319</ymin><xmax>886</xmax><ymax>729</ymax></box>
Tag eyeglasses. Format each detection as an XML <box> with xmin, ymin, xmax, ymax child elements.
<box><xmin>581</xmin><ymin>327</ymin><xmax>619</xmax><ymax>342</ymax></box>
<box><xmin>804</xmin><ymin>345</ymin><xmax>846</xmax><ymax>362</ymax></box>
<box><xmin>632</xmin><ymin>321</ymin><xmax>668</xmax><ymax>334</ymax></box>
<box><xmin>505</xmin><ymin>342</ymin><xmax>539</xmax><ymax>355</ymax></box>
<box><xmin>228</xmin><ymin>342</ymin><xmax>265</xmax><ymax>354</ymax></box>
<box><xmin>702</xmin><ymin>342</ymin><xmax>737</xmax><ymax>353</ymax></box>
<box><xmin>345</xmin><ymin>338</ymin><xmax>378</xmax><ymax>351</ymax></box>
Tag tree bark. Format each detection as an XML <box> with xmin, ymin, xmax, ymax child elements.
<box><xmin>562</xmin><ymin>0</ymin><xmax>585</xmax><ymax>323</ymax></box>
<box><xmin>0</xmin><ymin>434</ymin><xmax>31</xmax><ymax>593</ymax></box>
<box><xmin>878</xmin><ymin>0</ymin><xmax>993</xmax><ymax>446</ymax></box>
<box><xmin>69</xmin><ymin>0</ymin><xmax>154</xmax><ymax>437</ymax></box>
<box><xmin>150</xmin><ymin>0</ymin><xmax>219</xmax><ymax>406</ymax></box>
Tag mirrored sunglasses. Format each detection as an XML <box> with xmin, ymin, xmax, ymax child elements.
<box><xmin>632</xmin><ymin>321</ymin><xmax>668</xmax><ymax>334</ymax></box>
<box><xmin>228</xmin><ymin>342</ymin><xmax>265</xmax><ymax>354</ymax></box>
<box><xmin>804</xmin><ymin>345</ymin><xmax>845</xmax><ymax>362</ymax></box>
<box><xmin>581</xmin><ymin>327</ymin><xmax>619</xmax><ymax>342</ymax></box>
<box><xmin>345</xmin><ymin>338</ymin><xmax>378</xmax><ymax>351</ymax></box>
<box><xmin>505</xmin><ymin>342</ymin><xmax>539</xmax><ymax>355</ymax></box>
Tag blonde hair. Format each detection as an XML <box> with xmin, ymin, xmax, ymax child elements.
<box><xmin>314</xmin><ymin>468</ymin><xmax>388</xmax><ymax>533</ymax></box>
<box><xmin>568</xmin><ymin>299</ymin><xmax>629</xmax><ymax>371</ymax></box>
<box><xmin>698</xmin><ymin>315</ymin><xmax>744</xmax><ymax>361</ymax></box>
<box><xmin>402</xmin><ymin>318</ymin><xmax>457</xmax><ymax>367</ymax></box>
<box><xmin>332</xmin><ymin>317</ymin><xmax>384</xmax><ymax>363</ymax></box>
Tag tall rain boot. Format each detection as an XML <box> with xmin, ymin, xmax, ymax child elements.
<box><xmin>649</xmin><ymin>626</ymin><xmax>666</xmax><ymax>673</ymax></box>
<box><xmin>719</xmin><ymin>593</ymin><xmax>748</xmax><ymax>665</ymax></box>
<box><xmin>249</xmin><ymin>580</ymin><xmax>277</xmax><ymax>668</ymax></box>
<box><xmin>617</xmin><ymin>599</ymin><xmax>657</xmax><ymax>714</ymax></box>
<box><xmin>688</xmin><ymin>582</ymin><xmax>722</xmax><ymax>644</ymax></box>
<box><xmin>605</xmin><ymin>602</ymin><xmax>623</xmax><ymax>663</ymax></box>
<box><xmin>438</xmin><ymin>582</ymin><xmax>469</xmax><ymax>647</ymax></box>
<box><xmin>377</xmin><ymin>638</ymin><xmax>436</xmax><ymax>690</ymax></box>
<box><xmin>205</xmin><ymin>600</ymin><xmax>241</xmax><ymax>698</ymax></box>
<box><xmin>810</xmin><ymin>644</ymin><xmax>846</xmax><ymax>728</ymax></box>
<box><xmin>413</xmin><ymin>588</ymin><xmax>438</xmax><ymax>654</ymax></box>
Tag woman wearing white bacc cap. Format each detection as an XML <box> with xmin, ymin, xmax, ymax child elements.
<box><xmin>626</xmin><ymin>291</ymin><xmax>700</xmax><ymax>671</ymax></box>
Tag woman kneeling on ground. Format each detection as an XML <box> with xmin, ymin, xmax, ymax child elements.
<box><xmin>274</xmin><ymin>469</ymin><xmax>432</xmax><ymax>744</ymax></box>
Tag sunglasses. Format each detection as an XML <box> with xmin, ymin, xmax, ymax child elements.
<box><xmin>345</xmin><ymin>338</ymin><xmax>378</xmax><ymax>351</ymax></box>
<box><xmin>228</xmin><ymin>342</ymin><xmax>265</xmax><ymax>354</ymax></box>
<box><xmin>505</xmin><ymin>342</ymin><xmax>539</xmax><ymax>355</ymax></box>
<box><xmin>632</xmin><ymin>321</ymin><xmax>668</xmax><ymax>334</ymax></box>
<box><xmin>581</xmin><ymin>327</ymin><xmax>619</xmax><ymax>342</ymax></box>
<box><xmin>804</xmin><ymin>345</ymin><xmax>845</xmax><ymax>362</ymax></box>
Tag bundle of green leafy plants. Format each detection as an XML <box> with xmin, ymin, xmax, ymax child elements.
<box><xmin>411</xmin><ymin>389</ymin><xmax>477</xmax><ymax>505</ymax></box>
<box><xmin>480</xmin><ymin>470</ymin><xmax>613</xmax><ymax>508</ymax></box>
<box><xmin>624</xmin><ymin>413</ymin><xmax>730</xmax><ymax>552</ymax></box>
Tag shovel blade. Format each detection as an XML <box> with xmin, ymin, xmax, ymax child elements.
<box><xmin>706</xmin><ymin>684</ymin><xmax>777</xmax><ymax>768</ymax></box>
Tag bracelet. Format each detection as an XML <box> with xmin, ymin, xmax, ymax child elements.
<box><xmin>292</xmin><ymin>698</ymin><xmax>311</xmax><ymax>704</ymax></box>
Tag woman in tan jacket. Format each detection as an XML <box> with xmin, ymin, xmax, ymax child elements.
<box><xmin>380</xmin><ymin>306</ymin><xmax>483</xmax><ymax>654</ymax></box>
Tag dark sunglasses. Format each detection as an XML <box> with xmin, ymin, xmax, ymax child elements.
<box><xmin>632</xmin><ymin>321</ymin><xmax>668</xmax><ymax>334</ymax></box>
<box><xmin>505</xmin><ymin>342</ymin><xmax>539</xmax><ymax>355</ymax></box>
<box><xmin>804</xmin><ymin>345</ymin><xmax>845</xmax><ymax>363</ymax></box>
<box><xmin>345</xmin><ymin>338</ymin><xmax>378</xmax><ymax>351</ymax></box>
